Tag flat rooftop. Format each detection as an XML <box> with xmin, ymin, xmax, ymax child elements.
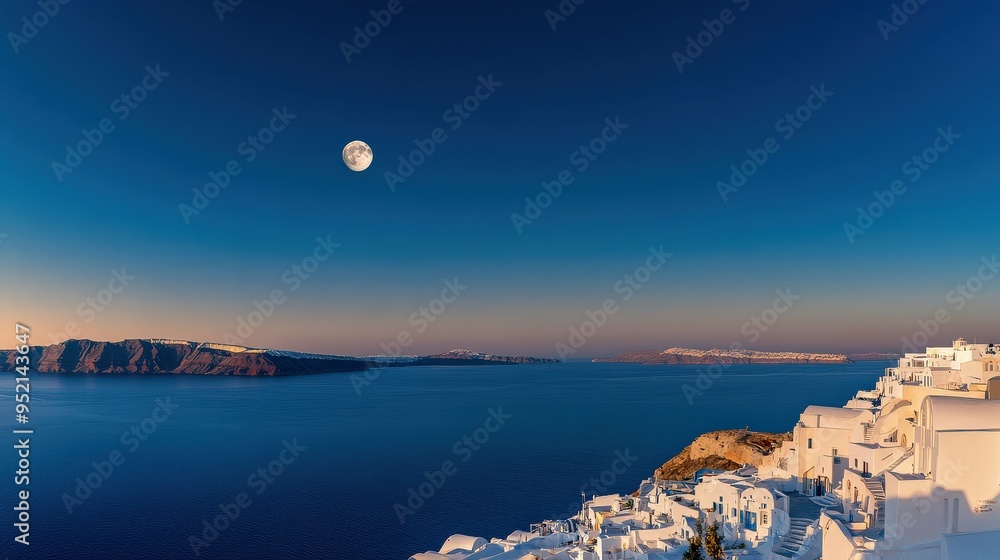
<box><xmin>787</xmin><ymin>491</ymin><xmax>840</xmax><ymax>521</ymax></box>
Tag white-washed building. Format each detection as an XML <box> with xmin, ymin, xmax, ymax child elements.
<box><xmin>410</xmin><ymin>339</ymin><xmax>999</xmax><ymax>560</ymax></box>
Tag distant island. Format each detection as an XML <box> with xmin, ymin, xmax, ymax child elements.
<box><xmin>594</xmin><ymin>347</ymin><xmax>855</xmax><ymax>365</ymax></box>
<box><xmin>845</xmin><ymin>351</ymin><xmax>903</xmax><ymax>361</ymax></box>
<box><xmin>0</xmin><ymin>339</ymin><xmax>557</xmax><ymax>376</ymax></box>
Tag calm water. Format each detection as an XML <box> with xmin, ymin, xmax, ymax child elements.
<box><xmin>0</xmin><ymin>361</ymin><xmax>887</xmax><ymax>559</ymax></box>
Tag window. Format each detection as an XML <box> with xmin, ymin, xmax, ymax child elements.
<box><xmin>953</xmin><ymin>498</ymin><xmax>960</xmax><ymax>532</ymax></box>
<box><xmin>762</xmin><ymin>513</ymin><xmax>768</xmax><ymax>525</ymax></box>
<box><xmin>832</xmin><ymin>448</ymin><xmax>838</xmax><ymax>456</ymax></box>
<box><xmin>854</xmin><ymin>458</ymin><xmax>858</xmax><ymax>468</ymax></box>
<box><xmin>808</xmin><ymin>438</ymin><xmax>813</xmax><ymax>449</ymax></box>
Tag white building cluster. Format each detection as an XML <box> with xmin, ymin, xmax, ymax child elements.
<box><xmin>409</xmin><ymin>339</ymin><xmax>1000</xmax><ymax>560</ymax></box>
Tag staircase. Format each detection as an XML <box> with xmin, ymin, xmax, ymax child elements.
<box><xmin>863</xmin><ymin>423</ymin><xmax>875</xmax><ymax>443</ymax></box>
<box><xmin>878</xmin><ymin>448</ymin><xmax>914</xmax><ymax>476</ymax></box>
<box><xmin>863</xmin><ymin>478</ymin><xmax>887</xmax><ymax>524</ymax></box>
<box><xmin>774</xmin><ymin>518</ymin><xmax>813</xmax><ymax>558</ymax></box>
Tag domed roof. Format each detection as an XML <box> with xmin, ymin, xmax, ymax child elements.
<box><xmin>439</xmin><ymin>534</ymin><xmax>488</xmax><ymax>554</ymax></box>
<box><xmin>923</xmin><ymin>396</ymin><xmax>1000</xmax><ymax>431</ymax></box>
<box><xmin>800</xmin><ymin>406</ymin><xmax>874</xmax><ymax>428</ymax></box>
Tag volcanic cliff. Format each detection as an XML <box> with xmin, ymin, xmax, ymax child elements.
<box><xmin>0</xmin><ymin>339</ymin><xmax>557</xmax><ymax>376</ymax></box>
<box><xmin>651</xmin><ymin>429</ymin><xmax>792</xmax><ymax>481</ymax></box>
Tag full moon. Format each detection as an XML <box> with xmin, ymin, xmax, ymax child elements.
<box><xmin>342</xmin><ymin>140</ymin><xmax>373</xmax><ymax>172</ymax></box>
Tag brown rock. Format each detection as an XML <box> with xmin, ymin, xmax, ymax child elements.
<box><xmin>652</xmin><ymin>429</ymin><xmax>792</xmax><ymax>481</ymax></box>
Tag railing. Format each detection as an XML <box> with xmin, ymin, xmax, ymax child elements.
<box><xmin>875</xmin><ymin>448</ymin><xmax>914</xmax><ymax>477</ymax></box>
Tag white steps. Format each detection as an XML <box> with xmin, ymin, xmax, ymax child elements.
<box><xmin>774</xmin><ymin>518</ymin><xmax>813</xmax><ymax>558</ymax></box>
<box><xmin>879</xmin><ymin>448</ymin><xmax>914</xmax><ymax>475</ymax></box>
<box><xmin>862</xmin><ymin>478</ymin><xmax>886</xmax><ymax>525</ymax></box>
<box><xmin>863</xmin><ymin>423</ymin><xmax>875</xmax><ymax>443</ymax></box>
<box><xmin>863</xmin><ymin>478</ymin><xmax>886</xmax><ymax>500</ymax></box>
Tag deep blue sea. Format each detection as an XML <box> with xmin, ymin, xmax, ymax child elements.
<box><xmin>0</xmin><ymin>361</ymin><xmax>888</xmax><ymax>559</ymax></box>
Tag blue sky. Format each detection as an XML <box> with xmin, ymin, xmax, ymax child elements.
<box><xmin>2</xmin><ymin>0</ymin><xmax>999</xmax><ymax>356</ymax></box>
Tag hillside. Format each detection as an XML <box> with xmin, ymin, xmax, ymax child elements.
<box><xmin>652</xmin><ymin>429</ymin><xmax>792</xmax><ymax>481</ymax></box>
<box><xmin>0</xmin><ymin>339</ymin><xmax>556</xmax><ymax>376</ymax></box>
<box><xmin>595</xmin><ymin>347</ymin><xmax>851</xmax><ymax>365</ymax></box>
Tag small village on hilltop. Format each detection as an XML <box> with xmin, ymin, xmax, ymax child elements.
<box><xmin>410</xmin><ymin>338</ymin><xmax>1000</xmax><ymax>560</ymax></box>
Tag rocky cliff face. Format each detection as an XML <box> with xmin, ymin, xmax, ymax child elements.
<box><xmin>0</xmin><ymin>340</ymin><xmax>557</xmax><ymax>376</ymax></box>
<box><xmin>2</xmin><ymin>339</ymin><xmax>368</xmax><ymax>376</ymax></box>
<box><xmin>595</xmin><ymin>347</ymin><xmax>851</xmax><ymax>365</ymax></box>
<box><xmin>652</xmin><ymin>429</ymin><xmax>791</xmax><ymax>481</ymax></box>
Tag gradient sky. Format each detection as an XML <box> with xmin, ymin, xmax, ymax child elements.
<box><xmin>2</xmin><ymin>0</ymin><xmax>999</xmax><ymax>357</ymax></box>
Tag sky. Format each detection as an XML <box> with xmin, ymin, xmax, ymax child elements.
<box><xmin>2</xmin><ymin>0</ymin><xmax>999</xmax><ymax>358</ymax></box>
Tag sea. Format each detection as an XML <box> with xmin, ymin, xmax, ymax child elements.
<box><xmin>0</xmin><ymin>360</ymin><xmax>888</xmax><ymax>559</ymax></box>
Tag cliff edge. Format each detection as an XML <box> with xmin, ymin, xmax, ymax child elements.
<box><xmin>653</xmin><ymin>429</ymin><xmax>791</xmax><ymax>481</ymax></box>
<box><xmin>0</xmin><ymin>339</ymin><xmax>558</xmax><ymax>376</ymax></box>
